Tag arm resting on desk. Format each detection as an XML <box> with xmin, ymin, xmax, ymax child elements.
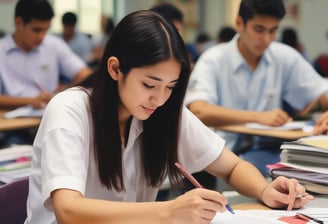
<box><xmin>187</xmin><ymin>100</ymin><xmax>291</xmax><ymax>127</ymax></box>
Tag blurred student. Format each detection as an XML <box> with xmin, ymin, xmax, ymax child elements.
<box><xmin>0</xmin><ymin>0</ymin><xmax>92</xmax><ymax>144</ymax></box>
<box><xmin>0</xmin><ymin>0</ymin><xmax>92</xmax><ymax>110</ymax></box>
<box><xmin>217</xmin><ymin>26</ymin><xmax>236</xmax><ymax>43</ymax></box>
<box><xmin>25</xmin><ymin>10</ymin><xmax>312</xmax><ymax>224</ymax></box>
<box><xmin>59</xmin><ymin>12</ymin><xmax>92</xmax><ymax>62</ymax></box>
<box><xmin>313</xmin><ymin>30</ymin><xmax>328</xmax><ymax>77</ymax></box>
<box><xmin>185</xmin><ymin>0</ymin><xmax>328</xmax><ymax>176</ymax></box>
<box><xmin>89</xmin><ymin>15</ymin><xmax>115</xmax><ymax>68</ymax></box>
<box><xmin>281</xmin><ymin>27</ymin><xmax>307</xmax><ymax>60</ymax></box>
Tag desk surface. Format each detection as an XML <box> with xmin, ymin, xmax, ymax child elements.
<box><xmin>0</xmin><ymin>110</ymin><xmax>41</xmax><ymax>132</ymax></box>
<box><xmin>217</xmin><ymin>124</ymin><xmax>312</xmax><ymax>140</ymax></box>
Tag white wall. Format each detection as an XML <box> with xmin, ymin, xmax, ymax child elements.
<box><xmin>297</xmin><ymin>0</ymin><xmax>328</xmax><ymax>61</ymax></box>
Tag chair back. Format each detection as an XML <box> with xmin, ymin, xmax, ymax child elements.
<box><xmin>0</xmin><ymin>177</ymin><xmax>29</xmax><ymax>224</ymax></box>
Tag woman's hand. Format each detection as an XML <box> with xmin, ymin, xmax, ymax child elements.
<box><xmin>261</xmin><ymin>176</ymin><xmax>314</xmax><ymax>210</ymax></box>
<box><xmin>167</xmin><ymin>188</ymin><xmax>227</xmax><ymax>224</ymax></box>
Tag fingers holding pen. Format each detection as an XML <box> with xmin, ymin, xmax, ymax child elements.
<box><xmin>170</xmin><ymin>188</ymin><xmax>228</xmax><ymax>223</ymax></box>
<box><xmin>262</xmin><ymin>176</ymin><xmax>314</xmax><ymax>210</ymax></box>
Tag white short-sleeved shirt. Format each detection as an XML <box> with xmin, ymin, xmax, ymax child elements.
<box><xmin>0</xmin><ymin>34</ymin><xmax>86</xmax><ymax>97</ymax></box>
<box><xmin>25</xmin><ymin>88</ymin><xmax>225</xmax><ymax>224</ymax></box>
<box><xmin>185</xmin><ymin>37</ymin><xmax>328</xmax><ymax>150</ymax></box>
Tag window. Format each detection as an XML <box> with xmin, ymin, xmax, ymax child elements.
<box><xmin>52</xmin><ymin>0</ymin><xmax>113</xmax><ymax>36</ymax></box>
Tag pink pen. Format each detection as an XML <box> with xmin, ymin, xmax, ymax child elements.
<box><xmin>174</xmin><ymin>162</ymin><xmax>235</xmax><ymax>214</ymax></box>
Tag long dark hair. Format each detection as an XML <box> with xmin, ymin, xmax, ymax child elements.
<box><xmin>80</xmin><ymin>10</ymin><xmax>191</xmax><ymax>191</ymax></box>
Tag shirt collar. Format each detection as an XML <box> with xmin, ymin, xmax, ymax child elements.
<box><xmin>229</xmin><ymin>34</ymin><xmax>273</xmax><ymax>73</ymax></box>
<box><xmin>3</xmin><ymin>34</ymin><xmax>40</xmax><ymax>54</ymax></box>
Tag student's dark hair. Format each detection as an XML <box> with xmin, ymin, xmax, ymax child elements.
<box><xmin>62</xmin><ymin>12</ymin><xmax>77</xmax><ymax>26</ymax></box>
<box><xmin>104</xmin><ymin>17</ymin><xmax>115</xmax><ymax>35</ymax></box>
<box><xmin>150</xmin><ymin>3</ymin><xmax>183</xmax><ymax>24</ymax></box>
<box><xmin>281</xmin><ymin>27</ymin><xmax>297</xmax><ymax>47</ymax></box>
<box><xmin>80</xmin><ymin>10</ymin><xmax>191</xmax><ymax>191</ymax></box>
<box><xmin>15</xmin><ymin>0</ymin><xmax>54</xmax><ymax>24</ymax></box>
<box><xmin>217</xmin><ymin>26</ymin><xmax>236</xmax><ymax>43</ymax></box>
<box><xmin>238</xmin><ymin>0</ymin><xmax>286</xmax><ymax>24</ymax></box>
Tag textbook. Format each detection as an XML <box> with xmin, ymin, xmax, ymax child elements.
<box><xmin>270</xmin><ymin>166</ymin><xmax>328</xmax><ymax>194</ymax></box>
<box><xmin>0</xmin><ymin>145</ymin><xmax>32</xmax><ymax>184</ymax></box>
<box><xmin>269</xmin><ymin>135</ymin><xmax>328</xmax><ymax>194</ymax></box>
<box><xmin>2</xmin><ymin>105</ymin><xmax>44</xmax><ymax>119</ymax></box>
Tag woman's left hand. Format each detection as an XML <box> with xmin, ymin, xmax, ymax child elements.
<box><xmin>260</xmin><ymin>176</ymin><xmax>314</xmax><ymax>210</ymax></box>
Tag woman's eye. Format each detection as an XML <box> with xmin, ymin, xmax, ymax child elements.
<box><xmin>143</xmin><ymin>83</ymin><xmax>154</xmax><ymax>89</ymax></box>
<box><xmin>167</xmin><ymin>85</ymin><xmax>176</xmax><ymax>90</ymax></box>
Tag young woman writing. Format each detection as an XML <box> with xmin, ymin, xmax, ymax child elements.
<box><xmin>25</xmin><ymin>10</ymin><xmax>312</xmax><ymax>224</ymax></box>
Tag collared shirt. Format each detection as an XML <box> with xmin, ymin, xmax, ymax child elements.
<box><xmin>185</xmin><ymin>37</ymin><xmax>328</xmax><ymax>150</ymax></box>
<box><xmin>25</xmin><ymin>87</ymin><xmax>225</xmax><ymax>224</ymax></box>
<box><xmin>0</xmin><ymin>34</ymin><xmax>86</xmax><ymax>97</ymax></box>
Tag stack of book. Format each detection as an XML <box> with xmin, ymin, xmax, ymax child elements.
<box><xmin>0</xmin><ymin>145</ymin><xmax>32</xmax><ymax>184</ymax></box>
<box><xmin>269</xmin><ymin>135</ymin><xmax>328</xmax><ymax>194</ymax></box>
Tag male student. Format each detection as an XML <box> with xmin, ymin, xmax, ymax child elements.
<box><xmin>0</xmin><ymin>0</ymin><xmax>92</xmax><ymax>145</ymax></box>
<box><xmin>0</xmin><ymin>0</ymin><xmax>92</xmax><ymax>110</ymax></box>
<box><xmin>185</xmin><ymin>0</ymin><xmax>328</xmax><ymax>176</ymax></box>
<box><xmin>59</xmin><ymin>12</ymin><xmax>92</xmax><ymax>62</ymax></box>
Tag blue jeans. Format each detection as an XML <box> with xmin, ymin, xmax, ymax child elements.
<box><xmin>237</xmin><ymin>138</ymin><xmax>282</xmax><ymax>177</ymax></box>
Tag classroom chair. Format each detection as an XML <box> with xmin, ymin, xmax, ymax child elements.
<box><xmin>0</xmin><ymin>177</ymin><xmax>29</xmax><ymax>224</ymax></box>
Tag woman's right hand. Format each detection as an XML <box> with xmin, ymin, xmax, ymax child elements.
<box><xmin>166</xmin><ymin>188</ymin><xmax>227</xmax><ymax>224</ymax></box>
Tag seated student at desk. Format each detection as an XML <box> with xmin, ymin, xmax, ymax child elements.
<box><xmin>184</xmin><ymin>0</ymin><xmax>328</xmax><ymax>177</ymax></box>
<box><xmin>24</xmin><ymin>10</ymin><xmax>313</xmax><ymax>224</ymax></box>
<box><xmin>0</xmin><ymin>0</ymin><xmax>92</xmax><ymax>145</ymax></box>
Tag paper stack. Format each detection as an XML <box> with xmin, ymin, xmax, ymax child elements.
<box><xmin>270</xmin><ymin>135</ymin><xmax>328</xmax><ymax>194</ymax></box>
<box><xmin>0</xmin><ymin>145</ymin><xmax>32</xmax><ymax>184</ymax></box>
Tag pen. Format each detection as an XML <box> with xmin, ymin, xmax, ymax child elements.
<box><xmin>174</xmin><ymin>162</ymin><xmax>235</xmax><ymax>215</ymax></box>
<box><xmin>296</xmin><ymin>212</ymin><xmax>324</xmax><ymax>224</ymax></box>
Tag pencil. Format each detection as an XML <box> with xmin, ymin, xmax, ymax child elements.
<box><xmin>174</xmin><ymin>162</ymin><xmax>235</xmax><ymax>215</ymax></box>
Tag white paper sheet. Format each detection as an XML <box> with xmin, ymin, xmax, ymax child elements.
<box><xmin>211</xmin><ymin>207</ymin><xmax>328</xmax><ymax>224</ymax></box>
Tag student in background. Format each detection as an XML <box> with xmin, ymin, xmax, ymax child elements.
<box><xmin>185</xmin><ymin>0</ymin><xmax>328</xmax><ymax>176</ymax></box>
<box><xmin>150</xmin><ymin>2</ymin><xmax>197</xmax><ymax>67</ymax></box>
<box><xmin>0</xmin><ymin>0</ymin><xmax>92</xmax><ymax>145</ymax></box>
<box><xmin>0</xmin><ymin>0</ymin><xmax>92</xmax><ymax>110</ymax></box>
<box><xmin>25</xmin><ymin>10</ymin><xmax>312</xmax><ymax>224</ymax></box>
<box><xmin>89</xmin><ymin>15</ymin><xmax>115</xmax><ymax>69</ymax></box>
<box><xmin>313</xmin><ymin>30</ymin><xmax>328</xmax><ymax>77</ymax></box>
<box><xmin>281</xmin><ymin>27</ymin><xmax>308</xmax><ymax>60</ymax></box>
<box><xmin>59</xmin><ymin>12</ymin><xmax>92</xmax><ymax>62</ymax></box>
<box><xmin>217</xmin><ymin>26</ymin><xmax>236</xmax><ymax>43</ymax></box>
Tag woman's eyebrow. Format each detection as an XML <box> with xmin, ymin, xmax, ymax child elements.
<box><xmin>146</xmin><ymin>75</ymin><xmax>179</xmax><ymax>83</ymax></box>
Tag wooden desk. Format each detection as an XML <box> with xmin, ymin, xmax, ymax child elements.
<box><xmin>217</xmin><ymin>124</ymin><xmax>311</xmax><ymax>140</ymax></box>
<box><xmin>0</xmin><ymin>110</ymin><xmax>41</xmax><ymax>132</ymax></box>
<box><xmin>0</xmin><ymin>117</ymin><xmax>41</xmax><ymax>132</ymax></box>
<box><xmin>232</xmin><ymin>202</ymin><xmax>269</xmax><ymax>210</ymax></box>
